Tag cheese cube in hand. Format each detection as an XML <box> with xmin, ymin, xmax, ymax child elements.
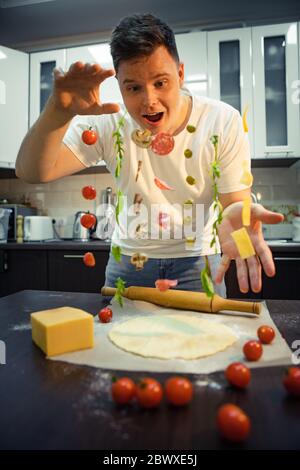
<box><xmin>31</xmin><ymin>306</ymin><xmax>94</xmax><ymax>357</ymax></box>
<box><xmin>231</xmin><ymin>227</ymin><xmax>255</xmax><ymax>259</ymax></box>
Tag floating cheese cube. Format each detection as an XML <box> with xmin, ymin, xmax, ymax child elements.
<box><xmin>231</xmin><ymin>227</ymin><xmax>255</xmax><ymax>259</ymax></box>
<box><xmin>31</xmin><ymin>306</ymin><xmax>94</xmax><ymax>357</ymax></box>
<box><xmin>242</xmin><ymin>196</ymin><xmax>251</xmax><ymax>226</ymax></box>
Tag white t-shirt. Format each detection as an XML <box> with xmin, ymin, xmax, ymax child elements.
<box><xmin>63</xmin><ymin>93</ymin><xmax>251</xmax><ymax>258</ymax></box>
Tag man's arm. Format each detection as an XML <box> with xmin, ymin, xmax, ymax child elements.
<box><xmin>219</xmin><ymin>188</ymin><xmax>251</xmax><ymax>210</ymax></box>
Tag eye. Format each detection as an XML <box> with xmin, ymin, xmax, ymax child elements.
<box><xmin>127</xmin><ymin>84</ymin><xmax>140</xmax><ymax>92</ymax></box>
<box><xmin>155</xmin><ymin>79</ymin><xmax>167</xmax><ymax>88</ymax></box>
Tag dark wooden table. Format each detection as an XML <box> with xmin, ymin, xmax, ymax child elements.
<box><xmin>0</xmin><ymin>290</ymin><xmax>300</xmax><ymax>450</ymax></box>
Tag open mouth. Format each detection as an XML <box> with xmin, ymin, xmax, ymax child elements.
<box><xmin>142</xmin><ymin>112</ymin><xmax>164</xmax><ymax>124</ymax></box>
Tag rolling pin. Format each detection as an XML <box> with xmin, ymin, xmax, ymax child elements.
<box><xmin>101</xmin><ymin>286</ymin><xmax>261</xmax><ymax>315</ymax></box>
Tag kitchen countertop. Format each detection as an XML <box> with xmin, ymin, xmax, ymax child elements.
<box><xmin>0</xmin><ymin>239</ymin><xmax>300</xmax><ymax>252</ymax></box>
<box><xmin>0</xmin><ymin>289</ymin><xmax>299</xmax><ymax>450</ymax></box>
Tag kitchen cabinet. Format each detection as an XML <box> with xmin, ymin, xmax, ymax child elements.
<box><xmin>207</xmin><ymin>28</ymin><xmax>254</xmax><ymax>156</ymax></box>
<box><xmin>0</xmin><ymin>45</ymin><xmax>28</xmax><ymax>168</ymax></box>
<box><xmin>29</xmin><ymin>49</ymin><xmax>66</xmax><ymax>127</ymax></box>
<box><xmin>66</xmin><ymin>43</ymin><xmax>122</xmax><ymax>105</ymax></box>
<box><xmin>48</xmin><ymin>249</ymin><xmax>109</xmax><ymax>293</ymax></box>
<box><xmin>252</xmin><ymin>23</ymin><xmax>299</xmax><ymax>159</ymax></box>
<box><xmin>175</xmin><ymin>32</ymin><xmax>208</xmax><ymax>97</ymax></box>
<box><xmin>0</xmin><ymin>249</ymin><xmax>47</xmax><ymax>297</ymax></box>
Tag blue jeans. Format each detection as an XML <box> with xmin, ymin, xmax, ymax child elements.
<box><xmin>105</xmin><ymin>253</ymin><xmax>227</xmax><ymax>297</ymax></box>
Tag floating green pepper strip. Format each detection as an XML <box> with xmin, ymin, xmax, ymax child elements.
<box><xmin>114</xmin><ymin>277</ymin><xmax>126</xmax><ymax>307</ymax></box>
<box><xmin>113</xmin><ymin>112</ymin><xmax>127</xmax><ymax>178</ymax></box>
<box><xmin>115</xmin><ymin>189</ymin><xmax>124</xmax><ymax>226</ymax></box>
<box><xmin>209</xmin><ymin>135</ymin><xmax>223</xmax><ymax>254</ymax></box>
<box><xmin>200</xmin><ymin>256</ymin><xmax>215</xmax><ymax>298</ymax></box>
<box><xmin>111</xmin><ymin>245</ymin><xmax>122</xmax><ymax>263</ymax></box>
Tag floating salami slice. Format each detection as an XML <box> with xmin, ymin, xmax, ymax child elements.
<box><xmin>155</xmin><ymin>279</ymin><xmax>178</xmax><ymax>292</ymax></box>
<box><xmin>154</xmin><ymin>177</ymin><xmax>175</xmax><ymax>191</ymax></box>
<box><xmin>151</xmin><ymin>132</ymin><xmax>174</xmax><ymax>155</ymax></box>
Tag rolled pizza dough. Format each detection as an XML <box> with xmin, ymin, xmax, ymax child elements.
<box><xmin>108</xmin><ymin>314</ymin><xmax>237</xmax><ymax>360</ymax></box>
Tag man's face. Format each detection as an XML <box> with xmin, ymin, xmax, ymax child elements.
<box><xmin>117</xmin><ymin>45</ymin><xmax>185</xmax><ymax>134</ymax></box>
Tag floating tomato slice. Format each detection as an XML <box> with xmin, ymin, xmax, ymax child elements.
<box><xmin>154</xmin><ymin>177</ymin><xmax>174</xmax><ymax>190</ymax></box>
<box><xmin>81</xmin><ymin>185</ymin><xmax>97</xmax><ymax>200</ymax></box>
<box><xmin>83</xmin><ymin>252</ymin><xmax>96</xmax><ymax>267</ymax></box>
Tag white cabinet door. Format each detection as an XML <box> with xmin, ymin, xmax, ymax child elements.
<box><xmin>252</xmin><ymin>23</ymin><xmax>299</xmax><ymax>158</ymax></box>
<box><xmin>207</xmin><ymin>28</ymin><xmax>254</xmax><ymax>156</ymax></box>
<box><xmin>29</xmin><ymin>49</ymin><xmax>66</xmax><ymax>127</ymax></box>
<box><xmin>66</xmin><ymin>43</ymin><xmax>122</xmax><ymax>104</ymax></box>
<box><xmin>0</xmin><ymin>45</ymin><xmax>28</xmax><ymax>168</ymax></box>
<box><xmin>175</xmin><ymin>32</ymin><xmax>208</xmax><ymax>97</ymax></box>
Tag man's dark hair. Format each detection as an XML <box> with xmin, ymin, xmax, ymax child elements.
<box><xmin>110</xmin><ymin>13</ymin><xmax>180</xmax><ymax>73</ymax></box>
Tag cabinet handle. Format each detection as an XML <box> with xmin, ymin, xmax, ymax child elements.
<box><xmin>264</xmin><ymin>152</ymin><xmax>294</xmax><ymax>157</ymax></box>
<box><xmin>274</xmin><ymin>257</ymin><xmax>300</xmax><ymax>261</ymax></box>
<box><xmin>63</xmin><ymin>255</ymin><xmax>84</xmax><ymax>259</ymax></box>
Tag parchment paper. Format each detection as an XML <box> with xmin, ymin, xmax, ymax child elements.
<box><xmin>49</xmin><ymin>299</ymin><xmax>292</xmax><ymax>374</ymax></box>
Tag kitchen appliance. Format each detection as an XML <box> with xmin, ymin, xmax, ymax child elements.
<box><xmin>91</xmin><ymin>187</ymin><xmax>115</xmax><ymax>241</ymax></box>
<box><xmin>73</xmin><ymin>211</ymin><xmax>90</xmax><ymax>241</ymax></box>
<box><xmin>24</xmin><ymin>216</ymin><xmax>54</xmax><ymax>241</ymax></box>
<box><xmin>292</xmin><ymin>216</ymin><xmax>300</xmax><ymax>242</ymax></box>
<box><xmin>0</xmin><ymin>204</ymin><xmax>37</xmax><ymax>241</ymax></box>
<box><xmin>0</xmin><ymin>208</ymin><xmax>12</xmax><ymax>243</ymax></box>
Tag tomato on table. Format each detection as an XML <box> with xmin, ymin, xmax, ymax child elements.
<box><xmin>98</xmin><ymin>307</ymin><xmax>113</xmax><ymax>323</ymax></box>
<box><xmin>111</xmin><ymin>377</ymin><xmax>136</xmax><ymax>405</ymax></box>
<box><xmin>136</xmin><ymin>378</ymin><xmax>163</xmax><ymax>409</ymax></box>
<box><xmin>165</xmin><ymin>377</ymin><xmax>193</xmax><ymax>406</ymax></box>
<box><xmin>81</xmin><ymin>185</ymin><xmax>97</xmax><ymax>200</ymax></box>
<box><xmin>257</xmin><ymin>325</ymin><xmax>275</xmax><ymax>344</ymax></box>
<box><xmin>283</xmin><ymin>367</ymin><xmax>300</xmax><ymax>397</ymax></box>
<box><xmin>81</xmin><ymin>127</ymin><xmax>98</xmax><ymax>145</ymax></box>
<box><xmin>217</xmin><ymin>403</ymin><xmax>251</xmax><ymax>442</ymax></box>
<box><xmin>225</xmin><ymin>362</ymin><xmax>251</xmax><ymax>389</ymax></box>
<box><xmin>243</xmin><ymin>340</ymin><xmax>263</xmax><ymax>361</ymax></box>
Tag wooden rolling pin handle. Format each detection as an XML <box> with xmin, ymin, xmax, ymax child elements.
<box><xmin>101</xmin><ymin>287</ymin><xmax>117</xmax><ymax>296</ymax></box>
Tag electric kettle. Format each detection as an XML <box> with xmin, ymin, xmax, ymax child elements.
<box><xmin>72</xmin><ymin>211</ymin><xmax>90</xmax><ymax>241</ymax></box>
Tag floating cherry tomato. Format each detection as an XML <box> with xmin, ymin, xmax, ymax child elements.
<box><xmin>283</xmin><ymin>367</ymin><xmax>300</xmax><ymax>397</ymax></box>
<box><xmin>225</xmin><ymin>362</ymin><xmax>251</xmax><ymax>389</ymax></box>
<box><xmin>98</xmin><ymin>306</ymin><xmax>113</xmax><ymax>323</ymax></box>
<box><xmin>111</xmin><ymin>377</ymin><xmax>136</xmax><ymax>405</ymax></box>
<box><xmin>165</xmin><ymin>377</ymin><xmax>193</xmax><ymax>406</ymax></box>
<box><xmin>80</xmin><ymin>213</ymin><xmax>96</xmax><ymax>229</ymax></box>
<box><xmin>257</xmin><ymin>325</ymin><xmax>275</xmax><ymax>344</ymax></box>
<box><xmin>83</xmin><ymin>252</ymin><xmax>96</xmax><ymax>267</ymax></box>
<box><xmin>243</xmin><ymin>340</ymin><xmax>263</xmax><ymax>361</ymax></box>
<box><xmin>82</xmin><ymin>127</ymin><xmax>98</xmax><ymax>145</ymax></box>
<box><xmin>136</xmin><ymin>378</ymin><xmax>163</xmax><ymax>409</ymax></box>
<box><xmin>217</xmin><ymin>403</ymin><xmax>251</xmax><ymax>442</ymax></box>
<box><xmin>81</xmin><ymin>185</ymin><xmax>97</xmax><ymax>200</ymax></box>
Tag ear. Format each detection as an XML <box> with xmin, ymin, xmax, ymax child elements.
<box><xmin>178</xmin><ymin>62</ymin><xmax>184</xmax><ymax>87</ymax></box>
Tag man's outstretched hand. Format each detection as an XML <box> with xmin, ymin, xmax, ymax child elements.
<box><xmin>215</xmin><ymin>202</ymin><xmax>284</xmax><ymax>293</ymax></box>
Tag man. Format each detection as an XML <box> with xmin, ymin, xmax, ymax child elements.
<box><xmin>15</xmin><ymin>14</ymin><xmax>283</xmax><ymax>295</ymax></box>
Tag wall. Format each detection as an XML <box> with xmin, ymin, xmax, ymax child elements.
<box><xmin>1</xmin><ymin>166</ymin><xmax>299</xmax><ymax>238</ymax></box>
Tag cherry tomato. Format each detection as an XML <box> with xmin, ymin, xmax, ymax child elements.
<box><xmin>225</xmin><ymin>362</ymin><xmax>251</xmax><ymax>389</ymax></box>
<box><xmin>257</xmin><ymin>325</ymin><xmax>275</xmax><ymax>344</ymax></box>
<box><xmin>243</xmin><ymin>340</ymin><xmax>263</xmax><ymax>361</ymax></box>
<box><xmin>217</xmin><ymin>403</ymin><xmax>251</xmax><ymax>442</ymax></box>
<box><xmin>283</xmin><ymin>367</ymin><xmax>300</xmax><ymax>397</ymax></box>
<box><xmin>80</xmin><ymin>213</ymin><xmax>96</xmax><ymax>229</ymax></box>
<box><xmin>111</xmin><ymin>377</ymin><xmax>136</xmax><ymax>405</ymax></box>
<box><xmin>136</xmin><ymin>378</ymin><xmax>163</xmax><ymax>409</ymax></box>
<box><xmin>82</xmin><ymin>127</ymin><xmax>98</xmax><ymax>145</ymax></box>
<box><xmin>98</xmin><ymin>306</ymin><xmax>113</xmax><ymax>323</ymax></box>
<box><xmin>83</xmin><ymin>252</ymin><xmax>96</xmax><ymax>267</ymax></box>
<box><xmin>165</xmin><ymin>377</ymin><xmax>193</xmax><ymax>406</ymax></box>
<box><xmin>81</xmin><ymin>185</ymin><xmax>97</xmax><ymax>200</ymax></box>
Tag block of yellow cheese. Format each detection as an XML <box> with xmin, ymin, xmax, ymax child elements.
<box><xmin>231</xmin><ymin>227</ymin><xmax>255</xmax><ymax>259</ymax></box>
<box><xmin>242</xmin><ymin>196</ymin><xmax>251</xmax><ymax>226</ymax></box>
<box><xmin>31</xmin><ymin>306</ymin><xmax>94</xmax><ymax>357</ymax></box>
